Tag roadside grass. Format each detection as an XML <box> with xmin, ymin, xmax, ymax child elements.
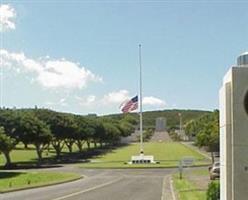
<box><xmin>173</xmin><ymin>169</ymin><xmax>210</xmax><ymax>200</ymax></box>
<box><xmin>0</xmin><ymin>171</ymin><xmax>81</xmax><ymax>192</ymax></box>
<box><xmin>191</xmin><ymin>169</ymin><xmax>209</xmax><ymax>176</ymax></box>
<box><xmin>80</xmin><ymin>142</ymin><xmax>210</xmax><ymax>168</ymax></box>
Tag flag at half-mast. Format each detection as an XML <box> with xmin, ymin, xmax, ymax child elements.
<box><xmin>120</xmin><ymin>95</ymin><xmax>138</xmax><ymax>113</ymax></box>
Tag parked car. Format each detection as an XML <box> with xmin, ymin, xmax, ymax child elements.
<box><xmin>209</xmin><ymin>162</ymin><xmax>220</xmax><ymax>180</ymax></box>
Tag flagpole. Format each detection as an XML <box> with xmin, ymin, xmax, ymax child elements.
<box><xmin>139</xmin><ymin>44</ymin><xmax>144</xmax><ymax>154</ymax></box>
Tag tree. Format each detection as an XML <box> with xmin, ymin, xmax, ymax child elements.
<box><xmin>18</xmin><ymin>113</ymin><xmax>51</xmax><ymax>165</ymax></box>
<box><xmin>185</xmin><ymin>119</ymin><xmax>200</xmax><ymax>140</ymax></box>
<box><xmin>121</xmin><ymin>114</ymin><xmax>138</xmax><ymax>126</ymax></box>
<box><xmin>119</xmin><ymin>121</ymin><xmax>134</xmax><ymax>137</ymax></box>
<box><xmin>92</xmin><ymin>119</ymin><xmax>105</xmax><ymax>148</ymax></box>
<box><xmin>187</xmin><ymin>110</ymin><xmax>219</xmax><ymax>163</ymax></box>
<box><xmin>84</xmin><ymin>122</ymin><xmax>95</xmax><ymax>149</ymax></box>
<box><xmin>98</xmin><ymin>117</ymin><xmax>133</xmax><ymax>146</ymax></box>
<box><xmin>0</xmin><ymin>109</ymin><xmax>20</xmax><ymax>139</ymax></box>
<box><xmin>48</xmin><ymin>114</ymin><xmax>77</xmax><ymax>157</ymax></box>
<box><xmin>0</xmin><ymin>127</ymin><xmax>17</xmax><ymax>168</ymax></box>
<box><xmin>103</xmin><ymin>122</ymin><xmax>121</xmax><ymax>145</ymax></box>
<box><xmin>73</xmin><ymin>116</ymin><xmax>88</xmax><ymax>152</ymax></box>
<box><xmin>63</xmin><ymin>115</ymin><xmax>78</xmax><ymax>153</ymax></box>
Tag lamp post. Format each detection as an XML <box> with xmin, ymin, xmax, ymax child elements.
<box><xmin>139</xmin><ymin>44</ymin><xmax>143</xmax><ymax>154</ymax></box>
<box><xmin>178</xmin><ymin>113</ymin><xmax>182</xmax><ymax>139</ymax></box>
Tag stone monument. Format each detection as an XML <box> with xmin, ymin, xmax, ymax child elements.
<box><xmin>155</xmin><ymin>117</ymin><xmax>167</xmax><ymax>132</ymax></box>
<box><xmin>219</xmin><ymin>52</ymin><xmax>248</xmax><ymax>200</ymax></box>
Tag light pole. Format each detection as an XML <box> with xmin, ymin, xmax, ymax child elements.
<box><xmin>139</xmin><ymin>44</ymin><xmax>143</xmax><ymax>154</ymax></box>
<box><xmin>179</xmin><ymin>113</ymin><xmax>182</xmax><ymax>139</ymax></box>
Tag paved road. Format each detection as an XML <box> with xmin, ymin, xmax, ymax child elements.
<box><xmin>0</xmin><ymin>167</ymin><xmax>177</xmax><ymax>200</ymax></box>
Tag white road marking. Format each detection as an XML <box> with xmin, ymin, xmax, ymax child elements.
<box><xmin>51</xmin><ymin>177</ymin><xmax>123</xmax><ymax>200</ymax></box>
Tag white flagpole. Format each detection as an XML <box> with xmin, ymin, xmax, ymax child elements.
<box><xmin>139</xmin><ymin>44</ymin><xmax>144</xmax><ymax>154</ymax></box>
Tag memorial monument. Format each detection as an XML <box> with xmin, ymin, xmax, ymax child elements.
<box><xmin>155</xmin><ymin>117</ymin><xmax>167</xmax><ymax>132</ymax></box>
<box><xmin>219</xmin><ymin>52</ymin><xmax>248</xmax><ymax>200</ymax></box>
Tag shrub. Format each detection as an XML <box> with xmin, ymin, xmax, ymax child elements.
<box><xmin>168</xmin><ymin>130</ymin><xmax>181</xmax><ymax>141</ymax></box>
<box><xmin>206</xmin><ymin>181</ymin><xmax>220</xmax><ymax>200</ymax></box>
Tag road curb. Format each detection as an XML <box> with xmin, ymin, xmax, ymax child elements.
<box><xmin>80</xmin><ymin>163</ymin><xmax>210</xmax><ymax>170</ymax></box>
<box><xmin>161</xmin><ymin>175</ymin><xmax>177</xmax><ymax>200</ymax></box>
<box><xmin>170</xmin><ymin>177</ymin><xmax>177</xmax><ymax>200</ymax></box>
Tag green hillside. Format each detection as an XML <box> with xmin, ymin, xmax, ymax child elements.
<box><xmin>3</xmin><ymin>108</ymin><xmax>211</xmax><ymax>130</ymax></box>
<box><xmin>105</xmin><ymin>109</ymin><xmax>211</xmax><ymax>130</ymax></box>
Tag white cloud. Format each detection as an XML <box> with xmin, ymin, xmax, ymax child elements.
<box><xmin>0</xmin><ymin>49</ymin><xmax>102</xmax><ymax>89</ymax></box>
<box><xmin>101</xmin><ymin>90</ymin><xmax>166</xmax><ymax>108</ymax></box>
<box><xmin>143</xmin><ymin>96</ymin><xmax>166</xmax><ymax>107</ymax></box>
<box><xmin>0</xmin><ymin>4</ymin><xmax>16</xmax><ymax>31</ymax></box>
<box><xmin>59</xmin><ymin>98</ymin><xmax>67</xmax><ymax>106</ymax></box>
<box><xmin>102</xmin><ymin>90</ymin><xmax>130</xmax><ymax>104</ymax></box>
<box><xmin>76</xmin><ymin>95</ymin><xmax>96</xmax><ymax>106</ymax></box>
<box><xmin>45</xmin><ymin>98</ymin><xmax>68</xmax><ymax>108</ymax></box>
<box><xmin>76</xmin><ymin>90</ymin><xmax>166</xmax><ymax>109</ymax></box>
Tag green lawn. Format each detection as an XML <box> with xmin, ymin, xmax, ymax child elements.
<box><xmin>80</xmin><ymin>142</ymin><xmax>210</xmax><ymax>168</ymax></box>
<box><xmin>173</xmin><ymin>176</ymin><xmax>206</xmax><ymax>200</ymax></box>
<box><xmin>0</xmin><ymin>143</ymin><xmax>96</xmax><ymax>167</ymax></box>
<box><xmin>173</xmin><ymin>169</ymin><xmax>210</xmax><ymax>200</ymax></box>
<box><xmin>0</xmin><ymin>171</ymin><xmax>81</xmax><ymax>192</ymax></box>
<box><xmin>0</xmin><ymin>142</ymin><xmax>210</xmax><ymax>169</ymax></box>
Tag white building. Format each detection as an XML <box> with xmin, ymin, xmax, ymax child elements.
<box><xmin>219</xmin><ymin>52</ymin><xmax>248</xmax><ymax>200</ymax></box>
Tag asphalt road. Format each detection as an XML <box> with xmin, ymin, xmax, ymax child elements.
<box><xmin>0</xmin><ymin>167</ymin><xmax>177</xmax><ymax>200</ymax></box>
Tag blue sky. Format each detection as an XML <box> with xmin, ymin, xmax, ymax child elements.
<box><xmin>0</xmin><ymin>1</ymin><xmax>247</xmax><ymax>115</ymax></box>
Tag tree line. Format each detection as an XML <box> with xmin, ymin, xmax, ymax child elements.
<box><xmin>0</xmin><ymin>108</ymin><xmax>137</xmax><ymax>168</ymax></box>
<box><xmin>185</xmin><ymin>110</ymin><xmax>219</xmax><ymax>163</ymax></box>
<box><xmin>108</xmin><ymin>109</ymin><xmax>210</xmax><ymax>130</ymax></box>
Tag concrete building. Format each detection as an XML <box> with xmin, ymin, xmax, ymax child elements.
<box><xmin>219</xmin><ymin>52</ymin><xmax>248</xmax><ymax>200</ymax></box>
<box><xmin>155</xmin><ymin>117</ymin><xmax>166</xmax><ymax>132</ymax></box>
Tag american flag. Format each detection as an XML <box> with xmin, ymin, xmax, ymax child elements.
<box><xmin>120</xmin><ymin>95</ymin><xmax>138</xmax><ymax>113</ymax></box>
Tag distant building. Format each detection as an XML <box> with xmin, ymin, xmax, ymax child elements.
<box><xmin>155</xmin><ymin>117</ymin><xmax>166</xmax><ymax>132</ymax></box>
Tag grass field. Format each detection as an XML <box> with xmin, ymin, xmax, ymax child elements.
<box><xmin>173</xmin><ymin>169</ymin><xmax>210</xmax><ymax>200</ymax></box>
<box><xmin>79</xmin><ymin>142</ymin><xmax>210</xmax><ymax>168</ymax></box>
<box><xmin>0</xmin><ymin>143</ymin><xmax>94</xmax><ymax>167</ymax></box>
<box><xmin>0</xmin><ymin>171</ymin><xmax>81</xmax><ymax>192</ymax></box>
<box><xmin>0</xmin><ymin>142</ymin><xmax>210</xmax><ymax>169</ymax></box>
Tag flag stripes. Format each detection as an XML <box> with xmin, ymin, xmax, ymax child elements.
<box><xmin>120</xmin><ymin>95</ymin><xmax>138</xmax><ymax>113</ymax></box>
